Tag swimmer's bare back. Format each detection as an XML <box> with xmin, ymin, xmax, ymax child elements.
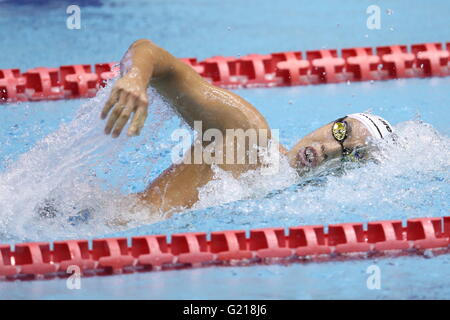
<box><xmin>101</xmin><ymin>39</ymin><xmax>278</xmax><ymax>216</ymax></box>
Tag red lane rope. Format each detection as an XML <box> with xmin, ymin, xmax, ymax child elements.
<box><xmin>1</xmin><ymin>42</ymin><xmax>449</xmax><ymax>103</ymax></box>
<box><xmin>1</xmin><ymin>216</ymin><xmax>449</xmax><ymax>280</ymax></box>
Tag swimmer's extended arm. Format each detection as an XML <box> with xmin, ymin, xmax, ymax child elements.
<box><xmin>101</xmin><ymin>39</ymin><xmax>270</xmax><ymax>137</ymax></box>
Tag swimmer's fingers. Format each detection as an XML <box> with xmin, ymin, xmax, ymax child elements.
<box><xmin>101</xmin><ymin>87</ymin><xmax>120</xmax><ymax>120</ymax></box>
<box><xmin>128</xmin><ymin>104</ymin><xmax>148</xmax><ymax>136</ymax></box>
<box><xmin>105</xmin><ymin>92</ymin><xmax>128</xmax><ymax>135</ymax></box>
<box><xmin>128</xmin><ymin>93</ymin><xmax>148</xmax><ymax>136</ymax></box>
<box><xmin>112</xmin><ymin>95</ymin><xmax>137</xmax><ymax>138</ymax></box>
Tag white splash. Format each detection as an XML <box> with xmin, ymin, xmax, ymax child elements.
<box><xmin>0</xmin><ymin>81</ymin><xmax>177</xmax><ymax>243</ymax></box>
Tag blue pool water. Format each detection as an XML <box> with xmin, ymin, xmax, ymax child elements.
<box><xmin>0</xmin><ymin>0</ymin><xmax>449</xmax><ymax>299</ymax></box>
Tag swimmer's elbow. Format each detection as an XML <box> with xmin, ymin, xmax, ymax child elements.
<box><xmin>131</xmin><ymin>38</ymin><xmax>156</xmax><ymax>49</ymax></box>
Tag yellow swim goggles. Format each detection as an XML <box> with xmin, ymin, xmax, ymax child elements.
<box><xmin>332</xmin><ymin>116</ymin><xmax>365</xmax><ymax>162</ymax></box>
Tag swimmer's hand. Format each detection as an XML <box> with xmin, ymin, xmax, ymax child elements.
<box><xmin>101</xmin><ymin>73</ymin><xmax>149</xmax><ymax>138</ymax></box>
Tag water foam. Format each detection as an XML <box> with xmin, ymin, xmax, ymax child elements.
<box><xmin>0</xmin><ymin>81</ymin><xmax>178</xmax><ymax>243</ymax></box>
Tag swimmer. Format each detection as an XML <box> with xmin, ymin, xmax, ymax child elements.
<box><xmin>101</xmin><ymin>39</ymin><xmax>393</xmax><ymax>216</ymax></box>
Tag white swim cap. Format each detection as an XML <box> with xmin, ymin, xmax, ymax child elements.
<box><xmin>347</xmin><ymin>113</ymin><xmax>393</xmax><ymax>139</ymax></box>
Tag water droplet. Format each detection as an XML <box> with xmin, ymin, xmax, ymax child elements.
<box><xmin>423</xmin><ymin>250</ymin><xmax>434</xmax><ymax>259</ymax></box>
<box><xmin>386</xmin><ymin>8</ymin><xmax>394</xmax><ymax>15</ymax></box>
<box><xmin>364</xmin><ymin>34</ymin><xmax>369</xmax><ymax>38</ymax></box>
<box><xmin>346</xmin><ymin>80</ymin><xmax>351</xmax><ymax>85</ymax></box>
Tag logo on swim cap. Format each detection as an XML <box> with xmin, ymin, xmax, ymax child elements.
<box><xmin>347</xmin><ymin>113</ymin><xmax>393</xmax><ymax>139</ymax></box>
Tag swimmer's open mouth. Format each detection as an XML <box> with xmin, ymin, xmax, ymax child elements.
<box><xmin>297</xmin><ymin>146</ymin><xmax>319</xmax><ymax>167</ymax></box>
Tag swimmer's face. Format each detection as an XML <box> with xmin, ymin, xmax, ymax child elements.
<box><xmin>287</xmin><ymin>117</ymin><xmax>373</xmax><ymax>170</ymax></box>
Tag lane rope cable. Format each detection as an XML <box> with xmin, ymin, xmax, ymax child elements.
<box><xmin>1</xmin><ymin>216</ymin><xmax>449</xmax><ymax>281</ymax></box>
<box><xmin>0</xmin><ymin>42</ymin><xmax>449</xmax><ymax>103</ymax></box>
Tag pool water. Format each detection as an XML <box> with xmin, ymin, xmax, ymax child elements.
<box><xmin>0</xmin><ymin>0</ymin><xmax>449</xmax><ymax>299</ymax></box>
